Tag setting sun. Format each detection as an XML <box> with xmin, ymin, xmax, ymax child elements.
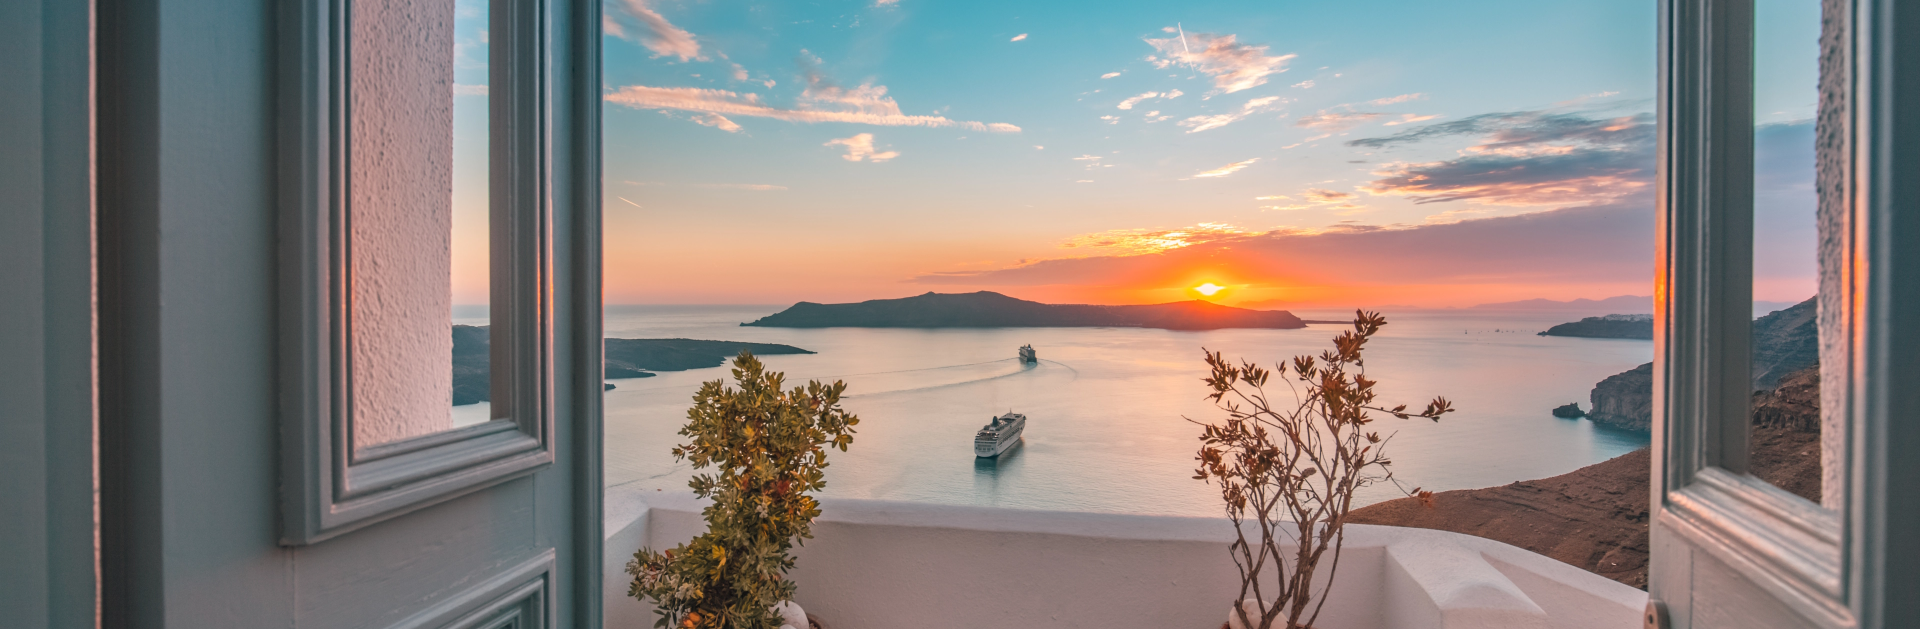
<box><xmin>1194</xmin><ymin>283</ymin><xmax>1225</xmax><ymax>297</ymax></box>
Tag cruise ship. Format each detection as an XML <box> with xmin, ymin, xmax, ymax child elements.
<box><xmin>1018</xmin><ymin>344</ymin><xmax>1037</xmax><ymax>363</ymax></box>
<box><xmin>974</xmin><ymin>412</ymin><xmax>1026</xmax><ymax>458</ymax></box>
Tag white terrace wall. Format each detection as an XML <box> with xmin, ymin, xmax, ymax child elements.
<box><xmin>605</xmin><ymin>489</ymin><xmax>1646</xmax><ymax>629</ymax></box>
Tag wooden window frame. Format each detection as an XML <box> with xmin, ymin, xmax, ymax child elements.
<box><xmin>1654</xmin><ymin>0</ymin><xmax>1920</xmax><ymax>626</ymax></box>
<box><xmin>275</xmin><ymin>0</ymin><xmax>555</xmax><ymax>545</ymax></box>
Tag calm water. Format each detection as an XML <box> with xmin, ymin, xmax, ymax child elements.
<box><xmin>600</xmin><ymin>305</ymin><xmax>1651</xmax><ymax>515</ymax></box>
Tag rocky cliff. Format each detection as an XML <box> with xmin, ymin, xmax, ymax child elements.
<box><xmin>742</xmin><ymin>291</ymin><xmax>1306</xmax><ymax>330</ymax></box>
<box><xmin>1587</xmin><ymin>362</ymin><xmax>1654</xmax><ymax>432</ymax></box>
<box><xmin>1353</xmin><ymin>368</ymin><xmax>1824</xmax><ymax>589</ymax></box>
<box><xmin>1349</xmin><ymin>448</ymin><xmax>1653</xmax><ymax>588</ymax></box>
<box><xmin>1581</xmin><ymin>296</ymin><xmax>1817</xmax><ymax>431</ymax></box>
<box><xmin>1751</xmin><ymin>297</ymin><xmax>1817</xmax><ymax>391</ymax></box>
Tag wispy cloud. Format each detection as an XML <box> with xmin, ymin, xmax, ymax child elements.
<box><xmin>1056</xmin><ymin>223</ymin><xmax>1247</xmax><ymax>257</ymax></box>
<box><xmin>1292</xmin><ymin>80</ymin><xmax>1315</xmax><ymax>89</ymax></box>
<box><xmin>1302</xmin><ymin>188</ymin><xmax>1355</xmax><ymax>203</ymax></box>
<box><xmin>874</xmin><ymin>0</ymin><xmax>899</xmax><ymax>6</ymax></box>
<box><xmin>1350</xmin><ymin>110</ymin><xmax>1656</xmax><ymax>206</ymax></box>
<box><xmin>1177</xmin><ymin>95</ymin><xmax>1286</xmax><ymax>133</ymax></box>
<box><xmin>1367</xmin><ymin>93</ymin><xmax>1427</xmax><ymax>106</ymax></box>
<box><xmin>1100</xmin><ymin>71</ymin><xmax>1122</xmax><ymax>79</ymax></box>
<box><xmin>1382</xmin><ymin>113</ymin><xmax>1440</xmax><ymax>126</ymax></box>
<box><xmin>606</xmin><ymin>81</ymin><xmax>1020</xmax><ymax>132</ymax></box>
<box><xmin>1144</xmin><ymin>32</ymin><xmax>1296</xmax><ymax>94</ymax></box>
<box><xmin>825</xmin><ymin>133</ymin><xmax>900</xmax><ymax>162</ymax></box>
<box><xmin>453</xmin><ymin>84</ymin><xmax>489</xmax><ymax>96</ymax></box>
<box><xmin>690</xmin><ymin>112</ymin><xmax>742</xmax><ymax>132</ymax></box>
<box><xmin>1010</xmin><ymin>33</ymin><xmax>1028</xmax><ymax>42</ymax></box>
<box><xmin>1185</xmin><ymin>158</ymin><xmax>1260</xmax><ymax>179</ymax></box>
<box><xmin>1296</xmin><ymin>111</ymin><xmax>1383</xmax><ymax>131</ymax></box>
<box><xmin>1117</xmin><ymin>90</ymin><xmax>1182</xmax><ymax>110</ymax></box>
<box><xmin>606</xmin><ymin>0</ymin><xmax>703</xmax><ymax>61</ymax></box>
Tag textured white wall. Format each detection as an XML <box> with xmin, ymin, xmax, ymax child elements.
<box><xmin>350</xmin><ymin>0</ymin><xmax>457</xmax><ymax>447</ymax></box>
<box><xmin>605</xmin><ymin>489</ymin><xmax>1646</xmax><ymax>629</ymax></box>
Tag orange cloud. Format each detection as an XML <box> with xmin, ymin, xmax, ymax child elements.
<box><xmin>606</xmin><ymin>0</ymin><xmax>703</xmax><ymax>61</ymax></box>
<box><xmin>1145</xmin><ymin>32</ymin><xmax>1296</xmax><ymax>94</ymax></box>
<box><xmin>1185</xmin><ymin>158</ymin><xmax>1260</xmax><ymax>179</ymax></box>
<box><xmin>605</xmin><ymin>84</ymin><xmax>1021</xmax><ymax>132</ymax></box>
<box><xmin>825</xmin><ymin>133</ymin><xmax>900</xmax><ymax>162</ymax></box>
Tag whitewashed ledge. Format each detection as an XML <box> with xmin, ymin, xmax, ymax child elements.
<box><xmin>604</xmin><ymin>487</ymin><xmax>1646</xmax><ymax>629</ymax></box>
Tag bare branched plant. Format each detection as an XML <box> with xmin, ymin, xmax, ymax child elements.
<box><xmin>1190</xmin><ymin>311</ymin><xmax>1455</xmax><ymax>629</ymax></box>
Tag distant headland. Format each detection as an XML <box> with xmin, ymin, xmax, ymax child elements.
<box><xmin>1537</xmin><ymin>314</ymin><xmax>1654</xmax><ymax>340</ymax></box>
<box><xmin>452</xmin><ymin>325</ymin><xmax>812</xmax><ymax>405</ymax></box>
<box><xmin>741</xmin><ymin>291</ymin><xmax>1306</xmax><ymax>330</ymax></box>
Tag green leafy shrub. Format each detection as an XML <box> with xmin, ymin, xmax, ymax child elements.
<box><xmin>627</xmin><ymin>352</ymin><xmax>859</xmax><ymax>629</ymax></box>
<box><xmin>1192</xmin><ymin>311</ymin><xmax>1455</xmax><ymax>629</ymax></box>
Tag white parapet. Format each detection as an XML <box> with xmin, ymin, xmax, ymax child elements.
<box><xmin>604</xmin><ymin>488</ymin><xmax>1646</xmax><ymax>629</ymax></box>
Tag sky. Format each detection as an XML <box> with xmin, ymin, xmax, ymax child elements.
<box><xmin>477</xmin><ymin>0</ymin><xmax>1818</xmax><ymax>308</ymax></box>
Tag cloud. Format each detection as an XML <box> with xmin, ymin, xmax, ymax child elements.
<box><xmin>1349</xmin><ymin>110</ymin><xmax>1656</xmax><ymax>206</ymax></box>
<box><xmin>1292</xmin><ymin>80</ymin><xmax>1315</xmax><ymax>89</ymax></box>
<box><xmin>1297</xmin><ymin>111</ymin><xmax>1383</xmax><ymax>131</ymax></box>
<box><xmin>874</xmin><ymin>0</ymin><xmax>898</xmax><ymax>5</ymax></box>
<box><xmin>1144</xmin><ymin>32</ymin><xmax>1296</xmax><ymax>94</ymax></box>
<box><xmin>690</xmin><ymin>112</ymin><xmax>742</xmax><ymax>132</ymax></box>
<box><xmin>1382</xmin><ymin>113</ymin><xmax>1440</xmax><ymax>126</ymax></box>
<box><xmin>606</xmin><ymin>81</ymin><xmax>1021</xmax><ymax>132</ymax></box>
<box><xmin>1101</xmin><ymin>72</ymin><xmax>1122</xmax><ymax>79</ymax></box>
<box><xmin>1053</xmin><ymin>223</ymin><xmax>1248</xmax><ymax>257</ymax></box>
<box><xmin>730</xmin><ymin>63</ymin><xmax>750</xmax><ymax>81</ymax></box>
<box><xmin>606</xmin><ymin>0</ymin><xmax>703</xmax><ymax>61</ymax></box>
<box><xmin>1367</xmin><ymin>93</ymin><xmax>1427</xmax><ymax>106</ymax></box>
<box><xmin>1010</xmin><ymin>33</ymin><xmax>1028</xmax><ymax>41</ymax></box>
<box><xmin>1117</xmin><ymin>89</ymin><xmax>1182</xmax><ymax>110</ymax></box>
<box><xmin>1302</xmin><ymin>188</ymin><xmax>1355</xmax><ymax>203</ymax></box>
<box><xmin>1177</xmin><ymin>95</ymin><xmax>1286</xmax><ymax>133</ymax></box>
<box><xmin>1255</xmin><ymin>195</ymin><xmax>1290</xmax><ymax>200</ymax></box>
<box><xmin>453</xmin><ymin>83</ymin><xmax>488</xmax><ymax>96</ymax></box>
<box><xmin>908</xmin><ymin>201</ymin><xmax>1655</xmax><ymax>297</ymax></box>
<box><xmin>1185</xmin><ymin>158</ymin><xmax>1259</xmax><ymax>179</ymax></box>
<box><xmin>825</xmin><ymin>133</ymin><xmax>899</xmax><ymax>162</ymax></box>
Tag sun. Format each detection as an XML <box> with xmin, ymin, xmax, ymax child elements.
<box><xmin>1194</xmin><ymin>283</ymin><xmax>1225</xmax><ymax>297</ymax></box>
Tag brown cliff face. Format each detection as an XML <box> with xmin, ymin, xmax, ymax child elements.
<box><xmin>1354</xmin><ymin>365</ymin><xmax>1827</xmax><ymax>590</ymax></box>
<box><xmin>1587</xmin><ymin>362</ymin><xmax>1654</xmax><ymax>432</ymax></box>
<box><xmin>1348</xmin><ymin>449</ymin><xmax>1653</xmax><ymax>588</ymax></box>
<box><xmin>1750</xmin><ymin>365</ymin><xmax>1822</xmax><ymax>502</ymax></box>
<box><xmin>1752</xmin><ymin>298</ymin><xmax>1818</xmax><ymax>391</ymax></box>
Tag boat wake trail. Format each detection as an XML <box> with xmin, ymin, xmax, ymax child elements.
<box><xmin>843</xmin><ymin>359</ymin><xmax>1055</xmax><ymax>398</ymax></box>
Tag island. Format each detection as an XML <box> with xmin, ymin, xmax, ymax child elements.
<box><xmin>1537</xmin><ymin>314</ymin><xmax>1654</xmax><ymax>340</ymax></box>
<box><xmin>452</xmin><ymin>325</ymin><xmax>813</xmax><ymax>405</ymax></box>
<box><xmin>741</xmin><ymin>291</ymin><xmax>1306</xmax><ymax>330</ymax></box>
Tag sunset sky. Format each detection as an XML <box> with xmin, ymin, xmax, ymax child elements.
<box><xmin>561</xmin><ymin>0</ymin><xmax>1817</xmax><ymax>308</ymax></box>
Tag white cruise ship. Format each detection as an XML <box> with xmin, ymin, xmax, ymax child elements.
<box><xmin>974</xmin><ymin>412</ymin><xmax>1026</xmax><ymax>458</ymax></box>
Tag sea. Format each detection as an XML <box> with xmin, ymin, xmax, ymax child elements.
<box><xmin>593</xmin><ymin>305</ymin><xmax>1653</xmax><ymax>516</ymax></box>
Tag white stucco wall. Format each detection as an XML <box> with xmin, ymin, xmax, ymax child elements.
<box><xmin>604</xmin><ymin>489</ymin><xmax>1646</xmax><ymax>629</ymax></box>
<box><xmin>349</xmin><ymin>0</ymin><xmax>457</xmax><ymax>447</ymax></box>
